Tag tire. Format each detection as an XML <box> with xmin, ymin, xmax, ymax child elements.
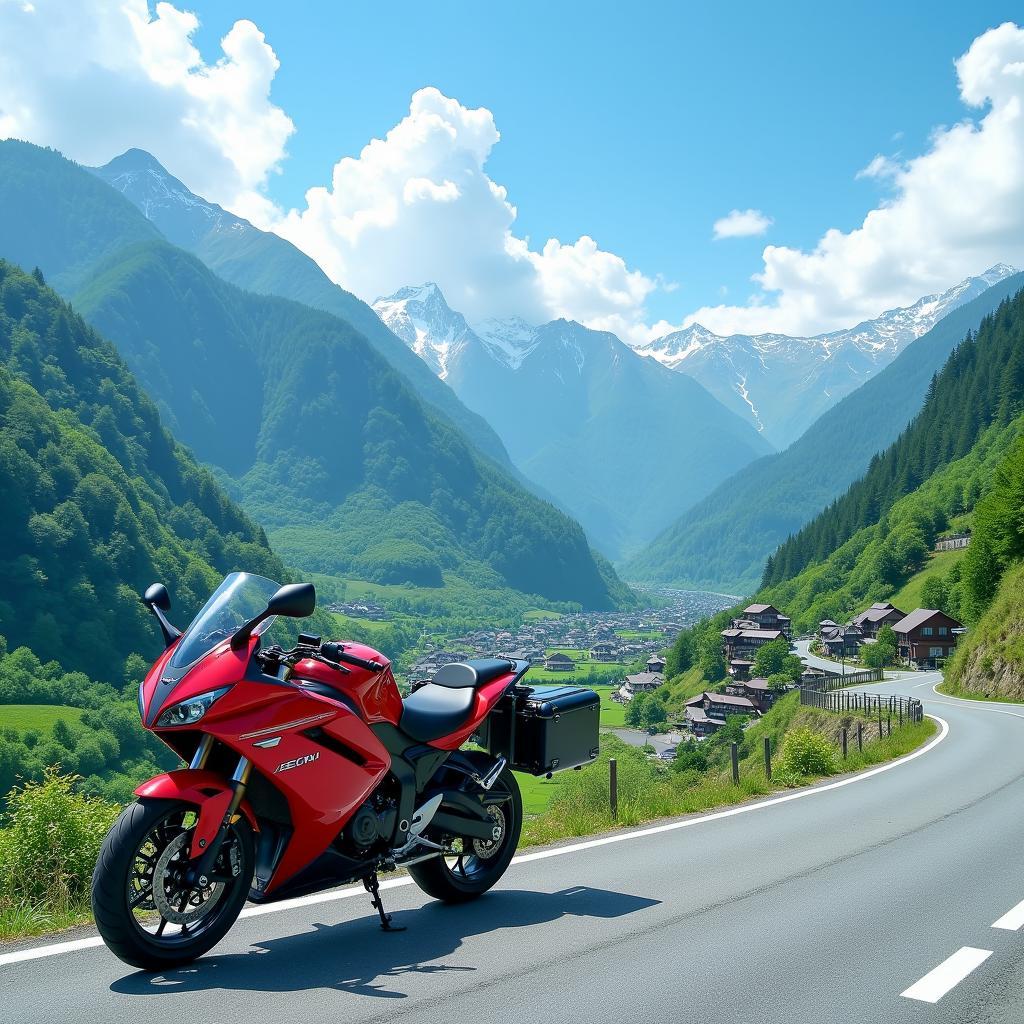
<box><xmin>408</xmin><ymin>765</ymin><xmax>522</xmax><ymax>903</ymax></box>
<box><xmin>91</xmin><ymin>798</ymin><xmax>253</xmax><ymax>971</ymax></box>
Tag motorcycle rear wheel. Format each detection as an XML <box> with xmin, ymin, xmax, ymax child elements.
<box><xmin>408</xmin><ymin>765</ymin><xmax>522</xmax><ymax>903</ymax></box>
<box><xmin>91</xmin><ymin>797</ymin><xmax>253</xmax><ymax>970</ymax></box>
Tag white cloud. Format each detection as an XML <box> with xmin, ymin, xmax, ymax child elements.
<box><xmin>0</xmin><ymin>0</ymin><xmax>293</xmax><ymax>215</ymax></box>
<box><xmin>687</xmin><ymin>21</ymin><xmax>1024</xmax><ymax>337</ymax></box>
<box><xmin>267</xmin><ymin>87</ymin><xmax>660</xmax><ymax>329</ymax></box>
<box><xmin>712</xmin><ymin>208</ymin><xmax>773</xmax><ymax>239</ymax></box>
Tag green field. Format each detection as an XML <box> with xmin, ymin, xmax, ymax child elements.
<box><xmin>2</xmin><ymin>705</ymin><xmax>83</xmax><ymax>732</ymax></box>
<box><xmin>890</xmin><ymin>547</ymin><xmax>968</xmax><ymax>612</ymax></box>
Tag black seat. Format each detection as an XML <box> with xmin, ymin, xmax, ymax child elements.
<box><xmin>400</xmin><ymin>683</ymin><xmax>476</xmax><ymax>743</ymax></box>
<box><xmin>399</xmin><ymin>660</ymin><xmax>516</xmax><ymax>742</ymax></box>
<box><xmin>432</xmin><ymin>658</ymin><xmax>514</xmax><ymax>688</ymax></box>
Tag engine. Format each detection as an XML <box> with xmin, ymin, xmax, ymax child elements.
<box><xmin>338</xmin><ymin>794</ymin><xmax>398</xmax><ymax>857</ymax></box>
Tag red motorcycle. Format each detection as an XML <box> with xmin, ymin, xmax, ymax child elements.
<box><xmin>91</xmin><ymin>572</ymin><xmax>600</xmax><ymax>969</ymax></box>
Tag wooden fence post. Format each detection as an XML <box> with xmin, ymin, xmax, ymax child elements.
<box><xmin>887</xmin><ymin>713</ymin><xmax>891</xmax><ymax>737</ymax></box>
<box><xmin>841</xmin><ymin>728</ymin><xmax>848</xmax><ymax>760</ymax></box>
<box><xmin>731</xmin><ymin>742</ymin><xmax>739</xmax><ymax>785</ymax></box>
<box><xmin>764</xmin><ymin>737</ymin><xmax>772</xmax><ymax>781</ymax></box>
<box><xmin>609</xmin><ymin>758</ymin><xmax>618</xmax><ymax>820</ymax></box>
<box><xmin>898</xmin><ymin>705</ymin><xmax>903</xmax><ymax>728</ymax></box>
<box><xmin>857</xmin><ymin>721</ymin><xmax>863</xmax><ymax>753</ymax></box>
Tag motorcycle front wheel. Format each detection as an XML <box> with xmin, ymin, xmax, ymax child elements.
<box><xmin>408</xmin><ymin>765</ymin><xmax>522</xmax><ymax>903</ymax></box>
<box><xmin>91</xmin><ymin>797</ymin><xmax>253</xmax><ymax>970</ymax></box>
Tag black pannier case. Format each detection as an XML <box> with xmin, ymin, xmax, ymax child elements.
<box><xmin>484</xmin><ymin>685</ymin><xmax>600</xmax><ymax>776</ymax></box>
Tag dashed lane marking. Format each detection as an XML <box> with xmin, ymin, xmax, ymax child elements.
<box><xmin>901</xmin><ymin>947</ymin><xmax>993</xmax><ymax>1004</ymax></box>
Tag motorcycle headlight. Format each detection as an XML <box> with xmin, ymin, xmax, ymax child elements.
<box><xmin>156</xmin><ymin>687</ymin><xmax>231</xmax><ymax>728</ymax></box>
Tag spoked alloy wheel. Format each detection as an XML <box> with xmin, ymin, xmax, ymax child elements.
<box><xmin>408</xmin><ymin>766</ymin><xmax>522</xmax><ymax>903</ymax></box>
<box><xmin>92</xmin><ymin>798</ymin><xmax>253</xmax><ymax>970</ymax></box>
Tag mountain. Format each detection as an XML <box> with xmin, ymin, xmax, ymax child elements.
<box><xmin>761</xmin><ymin>283</ymin><xmax>1024</xmax><ymax>603</ymax></box>
<box><xmin>372</xmin><ymin>284</ymin><xmax>773</xmax><ymax>560</ymax></box>
<box><xmin>73</xmin><ymin>242</ymin><xmax>628</xmax><ymax>609</ymax></box>
<box><xmin>88</xmin><ymin>148</ymin><xmax>513</xmax><ymax>470</ymax></box>
<box><xmin>636</xmin><ymin>265</ymin><xmax>1018</xmax><ymax>448</ymax></box>
<box><xmin>0</xmin><ymin>141</ymin><xmax>629</xmax><ymax>611</ymax></box>
<box><xmin>625</xmin><ymin>271</ymin><xmax>1024</xmax><ymax>593</ymax></box>
<box><xmin>0</xmin><ymin>258</ymin><xmax>288</xmax><ymax>679</ymax></box>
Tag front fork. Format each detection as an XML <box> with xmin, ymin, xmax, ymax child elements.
<box><xmin>185</xmin><ymin>738</ymin><xmax>252</xmax><ymax>886</ymax></box>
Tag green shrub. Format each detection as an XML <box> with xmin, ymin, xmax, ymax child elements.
<box><xmin>0</xmin><ymin>769</ymin><xmax>120</xmax><ymax>912</ymax></box>
<box><xmin>777</xmin><ymin>726</ymin><xmax>838</xmax><ymax>781</ymax></box>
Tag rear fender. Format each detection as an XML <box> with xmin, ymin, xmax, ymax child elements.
<box><xmin>135</xmin><ymin>769</ymin><xmax>259</xmax><ymax>858</ymax></box>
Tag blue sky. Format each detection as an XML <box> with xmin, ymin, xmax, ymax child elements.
<box><xmin>180</xmin><ymin>0</ymin><xmax>1019</xmax><ymax>325</ymax></box>
<box><xmin>4</xmin><ymin>1</ymin><xmax>1024</xmax><ymax>339</ymax></box>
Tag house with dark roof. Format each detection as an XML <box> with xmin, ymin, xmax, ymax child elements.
<box><xmin>724</xmin><ymin>676</ymin><xmax>780</xmax><ymax>712</ymax></box>
<box><xmin>646</xmin><ymin>655</ymin><xmax>667</xmax><ymax>674</ymax></box>
<box><xmin>544</xmin><ymin>652</ymin><xmax>577</xmax><ymax>672</ymax></box>
<box><xmin>891</xmin><ymin>609</ymin><xmax>963</xmax><ymax>668</ymax></box>
<box><xmin>684</xmin><ymin>690</ymin><xmax>759</xmax><ymax>736</ymax></box>
<box><xmin>622</xmin><ymin>671</ymin><xmax>664</xmax><ymax>697</ymax></box>
<box><xmin>818</xmin><ymin>621</ymin><xmax>863</xmax><ymax>658</ymax></box>
<box><xmin>737</xmin><ymin>604</ymin><xmax>792</xmax><ymax>637</ymax></box>
<box><xmin>851</xmin><ymin>602</ymin><xmax>906</xmax><ymax>638</ymax></box>
<box><xmin>590</xmin><ymin>640</ymin><xmax>619</xmax><ymax>662</ymax></box>
<box><xmin>721</xmin><ymin>626</ymin><xmax>786</xmax><ymax>670</ymax></box>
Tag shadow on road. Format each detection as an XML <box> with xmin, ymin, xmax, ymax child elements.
<box><xmin>109</xmin><ymin>885</ymin><xmax>659</xmax><ymax>1000</ymax></box>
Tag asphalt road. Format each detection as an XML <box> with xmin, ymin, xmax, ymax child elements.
<box><xmin>6</xmin><ymin>675</ymin><xmax>1024</xmax><ymax>1023</ymax></box>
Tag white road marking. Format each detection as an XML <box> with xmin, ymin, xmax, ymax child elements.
<box><xmin>0</xmin><ymin>714</ymin><xmax>950</xmax><ymax>969</ymax></box>
<box><xmin>992</xmin><ymin>897</ymin><xmax>1024</xmax><ymax>931</ymax></box>
<box><xmin>901</xmin><ymin>947</ymin><xmax>993</xmax><ymax>1003</ymax></box>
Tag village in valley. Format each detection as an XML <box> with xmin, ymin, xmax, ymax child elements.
<box><xmin>332</xmin><ymin>568</ymin><xmax>968</xmax><ymax>760</ymax></box>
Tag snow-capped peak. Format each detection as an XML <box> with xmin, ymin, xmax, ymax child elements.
<box><xmin>372</xmin><ymin>283</ymin><xmax>475</xmax><ymax>380</ymax></box>
<box><xmin>630</xmin><ymin>263</ymin><xmax>1018</xmax><ymax>447</ymax></box>
<box><xmin>473</xmin><ymin>315</ymin><xmax>539</xmax><ymax>369</ymax></box>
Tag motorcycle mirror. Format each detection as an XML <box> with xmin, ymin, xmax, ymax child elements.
<box><xmin>267</xmin><ymin>582</ymin><xmax>316</xmax><ymax>619</ymax></box>
<box><xmin>143</xmin><ymin>582</ymin><xmax>171</xmax><ymax>612</ymax></box>
<box><xmin>231</xmin><ymin>582</ymin><xmax>316</xmax><ymax>650</ymax></box>
<box><xmin>141</xmin><ymin>582</ymin><xmax>180</xmax><ymax>647</ymax></box>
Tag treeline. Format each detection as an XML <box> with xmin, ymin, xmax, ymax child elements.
<box><xmin>764</xmin><ymin>290</ymin><xmax>1024</xmax><ymax>588</ymax></box>
<box><xmin>759</xmin><ymin>416</ymin><xmax>1024</xmax><ymax>630</ymax></box>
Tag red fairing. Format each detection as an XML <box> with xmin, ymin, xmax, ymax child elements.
<box><xmin>291</xmin><ymin>643</ymin><xmax>403</xmax><ymax>725</ymax></box>
<box><xmin>135</xmin><ymin>769</ymin><xmax>259</xmax><ymax>858</ymax></box>
<box><xmin>145</xmin><ymin>636</ymin><xmax>392</xmax><ymax>893</ymax></box>
<box><xmin>428</xmin><ymin>672</ymin><xmax>518</xmax><ymax>750</ymax></box>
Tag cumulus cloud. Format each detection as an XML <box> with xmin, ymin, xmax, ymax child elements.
<box><xmin>686</xmin><ymin>21</ymin><xmax>1024</xmax><ymax>337</ymax></box>
<box><xmin>712</xmin><ymin>208</ymin><xmax>774</xmax><ymax>239</ymax></box>
<box><xmin>0</xmin><ymin>0</ymin><xmax>293</xmax><ymax>216</ymax></box>
<box><xmin>268</xmin><ymin>87</ymin><xmax>660</xmax><ymax>329</ymax></box>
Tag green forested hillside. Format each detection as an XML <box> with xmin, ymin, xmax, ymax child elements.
<box><xmin>0</xmin><ymin>260</ymin><xmax>287</xmax><ymax>678</ymax></box>
<box><xmin>89</xmin><ymin>147</ymin><xmax>514</xmax><ymax>470</ymax></box>
<box><xmin>0</xmin><ymin>142</ymin><xmax>159</xmax><ymax>295</ymax></box>
<box><xmin>762</xmin><ymin>289</ymin><xmax>1024</xmax><ymax>589</ymax></box>
<box><xmin>73</xmin><ymin>241</ymin><xmax>629</xmax><ymax>609</ymax></box>
<box><xmin>625</xmin><ymin>274</ymin><xmax>1024</xmax><ymax>593</ymax></box>
<box><xmin>756</xmin><ymin>416</ymin><xmax>1024</xmax><ymax>631</ymax></box>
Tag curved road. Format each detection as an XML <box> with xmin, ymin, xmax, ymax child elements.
<box><xmin>5</xmin><ymin>676</ymin><xmax>1024</xmax><ymax>1022</ymax></box>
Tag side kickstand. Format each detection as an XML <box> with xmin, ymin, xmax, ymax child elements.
<box><xmin>363</xmin><ymin>872</ymin><xmax>406</xmax><ymax>932</ymax></box>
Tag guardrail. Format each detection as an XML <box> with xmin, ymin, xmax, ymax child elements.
<box><xmin>801</xmin><ymin>667</ymin><xmax>884</xmax><ymax>689</ymax></box>
<box><xmin>800</xmin><ymin>686</ymin><xmax>924</xmax><ymax>724</ymax></box>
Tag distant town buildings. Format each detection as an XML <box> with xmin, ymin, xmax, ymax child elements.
<box><xmin>543</xmin><ymin>652</ymin><xmax>577</xmax><ymax>672</ymax></box>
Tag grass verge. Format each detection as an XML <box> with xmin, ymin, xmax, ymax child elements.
<box><xmin>521</xmin><ymin>704</ymin><xmax>936</xmax><ymax>847</ymax></box>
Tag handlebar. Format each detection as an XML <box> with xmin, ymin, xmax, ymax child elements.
<box><xmin>321</xmin><ymin>641</ymin><xmax>385</xmax><ymax>673</ymax></box>
<box><xmin>256</xmin><ymin>638</ymin><xmax>385</xmax><ymax>676</ymax></box>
